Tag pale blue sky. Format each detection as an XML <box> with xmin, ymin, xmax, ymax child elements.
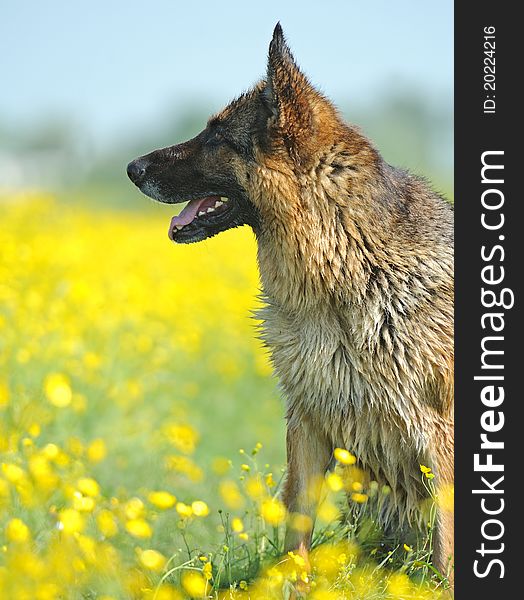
<box><xmin>1</xmin><ymin>0</ymin><xmax>452</xmax><ymax>151</ymax></box>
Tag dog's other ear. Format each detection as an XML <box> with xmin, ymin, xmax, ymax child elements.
<box><xmin>262</xmin><ymin>23</ymin><xmax>317</xmax><ymax>151</ymax></box>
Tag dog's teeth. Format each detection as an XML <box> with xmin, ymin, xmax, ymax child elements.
<box><xmin>198</xmin><ymin>211</ymin><xmax>206</xmax><ymax>216</ymax></box>
<box><xmin>175</xmin><ymin>225</ymin><xmax>184</xmax><ymax>230</ymax></box>
<box><xmin>207</xmin><ymin>207</ymin><xmax>215</xmax><ymax>213</ymax></box>
<box><xmin>220</xmin><ymin>196</ymin><xmax>228</xmax><ymax>202</ymax></box>
<box><xmin>215</xmin><ymin>200</ymin><xmax>223</xmax><ymax>207</ymax></box>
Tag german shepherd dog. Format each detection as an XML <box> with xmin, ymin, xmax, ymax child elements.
<box><xmin>128</xmin><ymin>24</ymin><xmax>454</xmax><ymax>581</ymax></box>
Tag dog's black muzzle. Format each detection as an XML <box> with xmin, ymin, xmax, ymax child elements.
<box><xmin>127</xmin><ymin>158</ymin><xmax>148</xmax><ymax>185</ymax></box>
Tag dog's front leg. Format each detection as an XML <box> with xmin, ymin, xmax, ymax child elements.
<box><xmin>282</xmin><ymin>415</ymin><xmax>332</xmax><ymax>555</ymax></box>
<box><xmin>431</xmin><ymin>423</ymin><xmax>455</xmax><ymax>588</ymax></box>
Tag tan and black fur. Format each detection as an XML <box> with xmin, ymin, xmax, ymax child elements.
<box><xmin>128</xmin><ymin>24</ymin><xmax>454</xmax><ymax>580</ymax></box>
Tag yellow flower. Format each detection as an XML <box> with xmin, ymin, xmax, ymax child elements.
<box><xmin>231</xmin><ymin>517</ymin><xmax>244</xmax><ymax>533</ymax></box>
<box><xmin>76</xmin><ymin>534</ymin><xmax>97</xmax><ymax>563</ymax></box>
<box><xmin>97</xmin><ymin>509</ymin><xmax>118</xmax><ymax>537</ymax></box>
<box><xmin>148</xmin><ymin>490</ymin><xmax>177</xmax><ymax>509</ymax></box>
<box><xmin>265</xmin><ymin>472</ymin><xmax>276</xmax><ymax>488</ymax></box>
<box><xmin>166</xmin><ymin>455</ymin><xmax>203</xmax><ymax>482</ymax></box>
<box><xmin>73</xmin><ymin>493</ymin><xmax>96</xmax><ymax>512</ymax></box>
<box><xmin>211</xmin><ymin>456</ymin><xmax>231</xmax><ymax>475</ymax></box>
<box><xmin>124</xmin><ymin>497</ymin><xmax>145</xmax><ymax>519</ymax></box>
<box><xmin>333</xmin><ymin>448</ymin><xmax>356</xmax><ymax>465</ymax></box>
<box><xmin>245</xmin><ymin>475</ymin><xmax>265</xmax><ymax>500</ymax></box>
<box><xmin>350</xmin><ymin>493</ymin><xmax>368</xmax><ymax>504</ymax></box>
<box><xmin>240</xmin><ymin>463</ymin><xmax>250</xmax><ymax>472</ymax></box>
<box><xmin>148</xmin><ymin>585</ymin><xmax>183</xmax><ymax>600</ymax></box>
<box><xmin>288</xmin><ymin>551</ymin><xmax>306</xmax><ymax>567</ymax></box>
<box><xmin>164</xmin><ymin>423</ymin><xmax>199</xmax><ymax>454</ymax></box>
<box><xmin>420</xmin><ymin>464</ymin><xmax>435</xmax><ymax>479</ymax></box>
<box><xmin>300</xmin><ymin>571</ymin><xmax>309</xmax><ymax>583</ymax></box>
<box><xmin>176</xmin><ymin>502</ymin><xmax>193</xmax><ymax>518</ymax></box>
<box><xmin>125</xmin><ymin>518</ymin><xmax>152</xmax><ymax>538</ymax></box>
<box><xmin>238</xmin><ymin>532</ymin><xmax>249</xmax><ymax>541</ymax></box>
<box><xmin>326</xmin><ymin>473</ymin><xmax>344</xmax><ymax>492</ymax></box>
<box><xmin>403</xmin><ymin>543</ymin><xmax>413</xmax><ymax>552</ymax></box>
<box><xmin>44</xmin><ymin>373</ymin><xmax>72</xmax><ymax>407</ymax></box>
<box><xmin>316</xmin><ymin>501</ymin><xmax>340</xmax><ymax>524</ymax></box>
<box><xmin>388</xmin><ymin>572</ymin><xmax>411</xmax><ymax>596</ymax></box>
<box><xmin>260</xmin><ymin>498</ymin><xmax>287</xmax><ymax>526</ymax></box>
<box><xmin>0</xmin><ymin>382</ymin><xmax>9</xmax><ymax>408</ymax></box>
<box><xmin>202</xmin><ymin>561</ymin><xmax>213</xmax><ymax>580</ymax></box>
<box><xmin>139</xmin><ymin>549</ymin><xmax>166</xmax><ymax>571</ymax></box>
<box><xmin>0</xmin><ymin>478</ymin><xmax>9</xmax><ymax>498</ymax></box>
<box><xmin>83</xmin><ymin>351</ymin><xmax>101</xmax><ymax>369</ymax></box>
<box><xmin>6</xmin><ymin>518</ymin><xmax>30</xmax><ymax>542</ymax></box>
<box><xmin>28</xmin><ymin>423</ymin><xmax>41</xmax><ymax>438</ymax></box>
<box><xmin>77</xmin><ymin>477</ymin><xmax>100</xmax><ymax>497</ymax></box>
<box><xmin>42</xmin><ymin>443</ymin><xmax>59</xmax><ymax>460</ymax></box>
<box><xmin>191</xmin><ymin>500</ymin><xmax>209</xmax><ymax>517</ymax></box>
<box><xmin>2</xmin><ymin>463</ymin><xmax>25</xmax><ymax>483</ymax></box>
<box><xmin>239</xmin><ymin>580</ymin><xmax>248</xmax><ymax>590</ymax></box>
<box><xmin>35</xmin><ymin>583</ymin><xmax>61</xmax><ymax>600</ymax></box>
<box><xmin>87</xmin><ymin>438</ymin><xmax>107</xmax><ymax>463</ymax></box>
<box><xmin>181</xmin><ymin>571</ymin><xmax>207</xmax><ymax>597</ymax></box>
<box><xmin>28</xmin><ymin>454</ymin><xmax>58</xmax><ymax>490</ymax></box>
<box><xmin>290</xmin><ymin>513</ymin><xmax>313</xmax><ymax>533</ymax></box>
<box><xmin>219</xmin><ymin>480</ymin><xmax>245</xmax><ymax>510</ymax></box>
<box><xmin>58</xmin><ymin>508</ymin><xmax>85</xmax><ymax>534</ymax></box>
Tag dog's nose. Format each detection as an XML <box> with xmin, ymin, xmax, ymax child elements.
<box><xmin>127</xmin><ymin>159</ymin><xmax>147</xmax><ymax>185</ymax></box>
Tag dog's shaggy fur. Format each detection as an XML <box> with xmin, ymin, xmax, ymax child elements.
<box><xmin>128</xmin><ymin>24</ymin><xmax>454</xmax><ymax>579</ymax></box>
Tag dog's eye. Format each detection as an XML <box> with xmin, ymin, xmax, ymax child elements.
<box><xmin>206</xmin><ymin>131</ymin><xmax>225</xmax><ymax>147</ymax></box>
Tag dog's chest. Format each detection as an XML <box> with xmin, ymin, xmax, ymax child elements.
<box><xmin>260</xmin><ymin>304</ymin><xmax>379</xmax><ymax>413</ymax></box>
<box><xmin>258</xmin><ymin>300</ymin><xmax>428</xmax><ymax>441</ymax></box>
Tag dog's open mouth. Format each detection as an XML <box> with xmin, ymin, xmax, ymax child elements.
<box><xmin>168</xmin><ymin>196</ymin><xmax>237</xmax><ymax>243</ymax></box>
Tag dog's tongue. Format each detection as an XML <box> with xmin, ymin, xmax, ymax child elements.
<box><xmin>168</xmin><ymin>196</ymin><xmax>220</xmax><ymax>238</ymax></box>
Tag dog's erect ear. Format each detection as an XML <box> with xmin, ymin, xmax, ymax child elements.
<box><xmin>262</xmin><ymin>23</ymin><xmax>317</xmax><ymax>149</ymax></box>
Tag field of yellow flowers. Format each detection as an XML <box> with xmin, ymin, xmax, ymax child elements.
<box><xmin>0</xmin><ymin>193</ymin><xmax>448</xmax><ymax>599</ymax></box>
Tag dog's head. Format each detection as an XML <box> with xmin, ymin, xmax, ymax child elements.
<box><xmin>127</xmin><ymin>23</ymin><xmax>348</xmax><ymax>243</ymax></box>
